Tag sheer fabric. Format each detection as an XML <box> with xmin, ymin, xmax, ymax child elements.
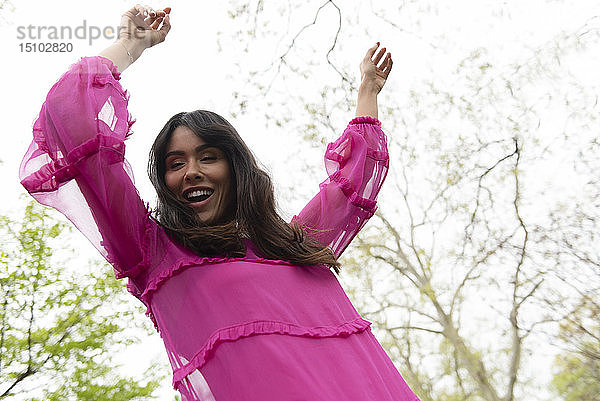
<box><xmin>293</xmin><ymin>114</ymin><xmax>388</xmax><ymax>257</ymax></box>
<box><xmin>20</xmin><ymin>56</ymin><xmax>419</xmax><ymax>401</ymax></box>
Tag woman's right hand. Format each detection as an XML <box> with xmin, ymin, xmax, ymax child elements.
<box><xmin>118</xmin><ymin>4</ymin><xmax>171</xmax><ymax>52</ymax></box>
<box><xmin>359</xmin><ymin>42</ymin><xmax>393</xmax><ymax>94</ymax></box>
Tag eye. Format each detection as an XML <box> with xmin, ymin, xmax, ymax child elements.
<box><xmin>168</xmin><ymin>161</ymin><xmax>184</xmax><ymax>169</ymax></box>
<box><xmin>200</xmin><ymin>156</ymin><xmax>218</xmax><ymax>163</ymax></box>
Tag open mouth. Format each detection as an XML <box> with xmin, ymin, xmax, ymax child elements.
<box><xmin>184</xmin><ymin>188</ymin><xmax>214</xmax><ymax>203</ymax></box>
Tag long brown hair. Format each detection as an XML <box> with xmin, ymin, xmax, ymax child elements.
<box><xmin>148</xmin><ymin>110</ymin><xmax>341</xmax><ymax>273</ymax></box>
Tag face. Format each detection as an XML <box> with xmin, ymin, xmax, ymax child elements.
<box><xmin>164</xmin><ymin>126</ymin><xmax>234</xmax><ymax>224</ymax></box>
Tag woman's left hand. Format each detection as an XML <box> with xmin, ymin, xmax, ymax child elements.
<box><xmin>359</xmin><ymin>42</ymin><xmax>393</xmax><ymax>94</ymax></box>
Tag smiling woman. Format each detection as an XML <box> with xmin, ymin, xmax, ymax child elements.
<box><xmin>18</xmin><ymin>4</ymin><xmax>419</xmax><ymax>401</ymax></box>
<box><xmin>147</xmin><ymin>109</ymin><xmax>343</xmax><ymax>268</ymax></box>
<box><xmin>163</xmin><ymin>126</ymin><xmax>233</xmax><ymax>224</ymax></box>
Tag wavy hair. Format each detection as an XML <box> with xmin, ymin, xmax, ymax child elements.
<box><xmin>148</xmin><ymin>110</ymin><xmax>340</xmax><ymax>273</ymax></box>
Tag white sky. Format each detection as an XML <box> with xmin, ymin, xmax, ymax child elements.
<box><xmin>1</xmin><ymin>0</ymin><xmax>599</xmax><ymax>399</ymax></box>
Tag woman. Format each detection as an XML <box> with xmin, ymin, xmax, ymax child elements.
<box><xmin>20</xmin><ymin>5</ymin><xmax>420</xmax><ymax>401</ymax></box>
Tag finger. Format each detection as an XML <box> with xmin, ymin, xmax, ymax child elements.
<box><xmin>383</xmin><ymin>54</ymin><xmax>393</xmax><ymax>76</ymax></box>
<box><xmin>372</xmin><ymin>47</ymin><xmax>386</xmax><ymax>65</ymax></box>
<box><xmin>145</xmin><ymin>12</ymin><xmax>162</xmax><ymax>26</ymax></box>
<box><xmin>159</xmin><ymin>14</ymin><xmax>171</xmax><ymax>36</ymax></box>
<box><xmin>379</xmin><ymin>53</ymin><xmax>391</xmax><ymax>70</ymax></box>
<box><xmin>150</xmin><ymin>16</ymin><xmax>164</xmax><ymax>30</ymax></box>
<box><xmin>143</xmin><ymin>10</ymin><xmax>158</xmax><ymax>25</ymax></box>
<box><xmin>134</xmin><ymin>4</ymin><xmax>148</xmax><ymax>18</ymax></box>
<box><xmin>134</xmin><ymin>4</ymin><xmax>156</xmax><ymax>25</ymax></box>
<box><xmin>151</xmin><ymin>19</ymin><xmax>170</xmax><ymax>45</ymax></box>
<box><xmin>163</xmin><ymin>7</ymin><xmax>171</xmax><ymax>14</ymax></box>
<box><xmin>144</xmin><ymin>4</ymin><xmax>155</xmax><ymax>17</ymax></box>
<box><xmin>365</xmin><ymin>41</ymin><xmax>380</xmax><ymax>60</ymax></box>
<box><xmin>144</xmin><ymin>8</ymin><xmax>166</xmax><ymax>28</ymax></box>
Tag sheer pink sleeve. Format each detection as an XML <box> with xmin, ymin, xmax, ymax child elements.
<box><xmin>19</xmin><ymin>56</ymin><xmax>162</xmax><ymax>284</ymax></box>
<box><xmin>293</xmin><ymin>116</ymin><xmax>389</xmax><ymax>257</ymax></box>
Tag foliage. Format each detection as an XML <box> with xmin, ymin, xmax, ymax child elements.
<box><xmin>551</xmin><ymin>297</ymin><xmax>600</xmax><ymax>401</ymax></box>
<box><xmin>0</xmin><ymin>200</ymin><xmax>162</xmax><ymax>400</ymax></box>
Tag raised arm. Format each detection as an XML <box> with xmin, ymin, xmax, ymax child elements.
<box><xmin>294</xmin><ymin>43</ymin><xmax>393</xmax><ymax>258</ymax></box>
<box><xmin>19</xmin><ymin>6</ymin><xmax>172</xmax><ymax>286</ymax></box>
<box><xmin>355</xmin><ymin>42</ymin><xmax>393</xmax><ymax>119</ymax></box>
<box><xmin>100</xmin><ymin>5</ymin><xmax>171</xmax><ymax>73</ymax></box>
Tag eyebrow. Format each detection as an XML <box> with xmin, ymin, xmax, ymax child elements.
<box><xmin>165</xmin><ymin>144</ymin><xmax>216</xmax><ymax>159</ymax></box>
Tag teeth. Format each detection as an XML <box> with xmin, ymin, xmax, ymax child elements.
<box><xmin>185</xmin><ymin>189</ymin><xmax>213</xmax><ymax>200</ymax></box>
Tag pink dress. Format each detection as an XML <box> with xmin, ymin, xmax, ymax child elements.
<box><xmin>20</xmin><ymin>56</ymin><xmax>420</xmax><ymax>401</ymax></box>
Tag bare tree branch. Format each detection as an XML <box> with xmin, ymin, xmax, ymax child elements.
<box><xmin>389</xmin><ymin>325</ymin><xmax>444</xmax><ymax>335</ymax></box>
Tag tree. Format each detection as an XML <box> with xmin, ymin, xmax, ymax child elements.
<box><xmin>215</xmin><ymin>1</ymin><xmax>600</xmax><ymax>400</ymax></box>
<box><xmin>0</xmin><ymin>199</ymin><xmax>163</xmax><ymax>400</ymax></box>
<box><xmin>551</xmin><ymin>296</ymin><xmax>600</xmax><ymax>401</ymax></box>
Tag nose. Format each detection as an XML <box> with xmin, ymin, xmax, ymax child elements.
<box><xmin>184</xmin><ymin>162</ymin><xmax>204</xmax><ymax>182</ymax></box>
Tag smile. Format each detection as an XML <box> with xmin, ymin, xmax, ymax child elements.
<box><xmin>184</xmin><ymin>188</ymin><xmax>214</xmax><ymax>204</ymax></box>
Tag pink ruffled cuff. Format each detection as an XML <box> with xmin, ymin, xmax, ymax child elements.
<box><xmin>21</xmin><ymin>134</ymin><xmax>126</xmax><ymax>193</ymax></box>
<box><xmin>95</xmin><ymin>55</ymin><xmax>122</xmax><ymax>80</ymax></box>
<box><xmin>348</xmin><ymin>115</ymin><xmax>382</xmax><ymax>126</ymax></box>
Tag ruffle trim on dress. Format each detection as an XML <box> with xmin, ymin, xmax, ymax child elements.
<box><xmin>94</xmin><ymin>55</ymin><xmax>122</xmax><ymax>81</ymax></box>
<box><xmin>325</xmin><ymin>145</ymin><xmax>388</xmax><ymax>164</ymax></box>
<box><xmin>349</xmin><ymin>116</ymin><xmax>381</xmax><ymax>126</ymax></box>
<box><xmin>21</xmin><ymin>133</ymin><xmax>126</xmax><ymax>193</ymax></box>
<box><xmin>329</xmin><ymin>170</ymin><xmax>377</xmax><ymax>215</ymax></box>
<box><xmin>140</xmin><ymin>256</ymin><xmax>297</xmax><ymax>304</ymax></box>
<box><xmin>171</xmin><ymin>317</ymin><xmax>373</xmax><ymax>389</ymax></box>
<box><xmin>30</xmin><ymin>56</ymin><xmax>134</xmax><ymax>157</ymax></box>
<box><xmin>325</xmin><ymin>124</ymin><xmax>389</xmax><ymax>166</ymax></box>
<box><xmin>367</xmin><ymin>148</ymin><xmax>389</xmax><ymax>161</ymax></box>
<box><xmin>317</xmin><ymin>121</ymin><xmax>389</xmax><ymax>219</ymax></box>
<box><xmin>139</xmin><ymin>256</ymin><xmax>305</xmax><ymax>331</ymax></box>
